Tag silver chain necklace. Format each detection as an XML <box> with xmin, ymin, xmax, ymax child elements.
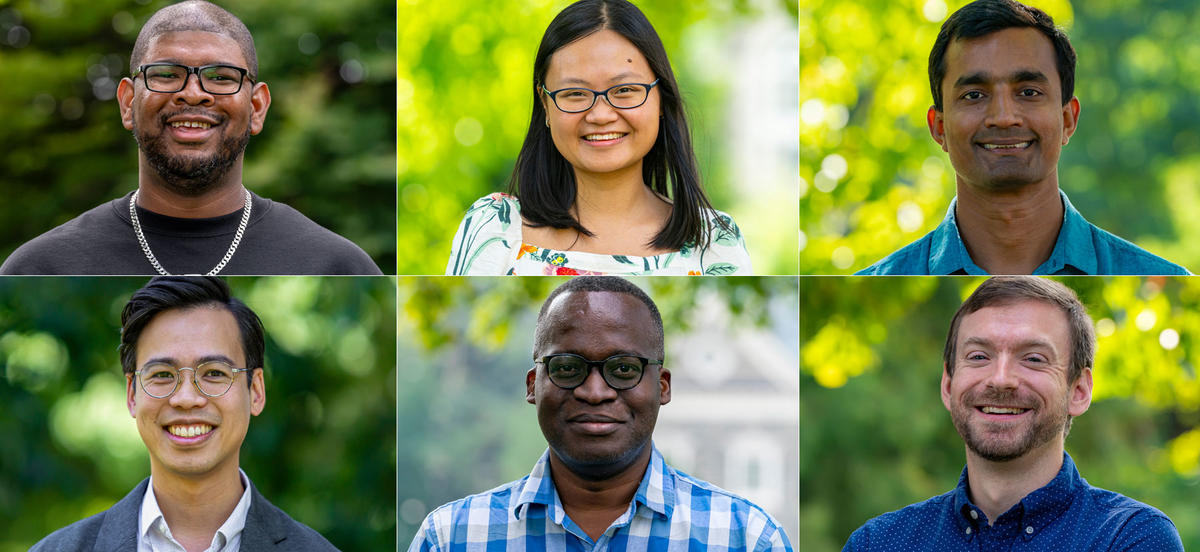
<box><xmin>129</xmin><ymin>189</ymin><xmax>252</xmax><ymax>276</ymax></box>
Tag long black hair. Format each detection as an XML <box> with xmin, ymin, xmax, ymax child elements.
<box><xmin>509</xmin><ymin>0</ymin><xmax>723</xmax><ymax>251</ymax></box>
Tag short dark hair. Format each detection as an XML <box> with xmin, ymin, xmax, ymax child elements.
<box><xmin>510</xmin><ymin>0</ymin><xmax>727</xmax><ymax>252</ymax></box>
<box><xmin>928</xmin><ymin>0</ymin><xmax>1075</xmax><ymax>110</ymax></box>
<box><xmin>130</xmin><ymin>0</ymin><xmax>259</xmax><ymax>79</ymax></box>
<box><xmin>943</xmin><ymin>276</ymin><xmax>1094</xmax><ymax>384</ymax></box>
<box><xmin>534</xmin><ymin>276</ymin><xmax>664</xmax><ymax>356</ymax></box>
<box><xmin>120</xmin><ymin>277</ymin><xmax>265</xmax><ymax>387</ymax></box>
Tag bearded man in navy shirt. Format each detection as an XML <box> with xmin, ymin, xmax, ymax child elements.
<box><xmin>844</xmin><ymin>276</ymin><xmax>1183</xmax><ymax>551</ymax></box>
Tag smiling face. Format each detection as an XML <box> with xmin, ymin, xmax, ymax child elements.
<box><xmin>542</xmin><ymin>29</ymin><xmax>661</xmax><ymax>183</ymax></box>
<box><xmin>126</xmin><ymin>306</ymin><xmax>264</xmax><ymax>481</ymax></box>
<box><xmin>941</xmin><ymin>299</ymin><xmax>1091</xmax><ymax>462</ymax></box>
<box><xmin>117</xmin><ymin>30</ymin><xmax>270</xmax><ymax>196</ymax></box>
<box><xmin>527</xmin><ymin>291</ymin><xmax>670</xmax><ymax>480</ymax></box>
<box><xmin>928</xmin><ymin>27</ymin><xmax>1079</xmax><ymax>192</ymax></box>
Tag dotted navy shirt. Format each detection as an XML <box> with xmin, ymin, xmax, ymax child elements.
<box><xmin>843</xmin><ymin>452</ymin><xmax>1183</xmax><ymax>551</ymax></box>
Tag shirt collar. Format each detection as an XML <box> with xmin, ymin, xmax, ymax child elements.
<box><xmin>928</xmin><ymin>190</ymin><xmax>1098</xmax><ymax>275</ymax></box>
<box><xmin>951</xmin><ymin>451</ymin><xmax>1082</xmax><ymax>543</ymax></box>
<box><xmin>513</xmin><ymin>445</ymin><xmax>676</xmax><ymax>521</ymax></box>
<box><xmin>140</xmin><ymin>469</ymin><xmax>254</xmax><ymax>551</ymax></box>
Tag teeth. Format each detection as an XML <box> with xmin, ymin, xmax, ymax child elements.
<box><xmin>168</xmin><ymin>424</ymin><xmax>213</xmax><ymax>438</ymax></box>
<box><xmin>982</xmin><ymin>142</ymin><xmax>1030</xmax><ymax>150</ymax></box>
<box><xmin>981</xmin><ymin>406</ymin><xmax>1026</xmax><ymax>414</ymax></box>
<box><xmin>585</xmin><ymin>133</ymin><xmax>624</xmax><ymax>141</ymax></box>
<box><xmin>170</xmin><ymin>121</ymin><xmax>212</xmax><ymax>129</ymax></box>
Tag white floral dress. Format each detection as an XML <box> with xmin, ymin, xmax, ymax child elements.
<box><xmin>445</xmin><ymin>193</ymin><xmax>753</xmax><ymax>275</ymax></box>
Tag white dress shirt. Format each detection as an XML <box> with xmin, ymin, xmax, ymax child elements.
<box><xmin>137</xmin><ymin>470</ymin><xmax>253</xmax><ymax>552</ymax></box>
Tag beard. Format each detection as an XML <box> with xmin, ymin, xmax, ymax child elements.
<box><xmin>133</xmin><ymin>109</ymin><xmax>250</xmax><ymax>197</ymax></box>
<box><xmin>950</xmin><ymin>386</ymin><xmax>1067</xmax><ymax>462</ymax></box>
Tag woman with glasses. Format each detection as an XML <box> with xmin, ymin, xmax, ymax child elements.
<box><xmin>446</xmin><ymin>0</ymin><xmax>751</xmax><ymax>275</ymax></box>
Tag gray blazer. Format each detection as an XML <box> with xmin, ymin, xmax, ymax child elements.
<box><xmin>30</xmin><ymin>478</ymin><xmax>340</xmax><ymax>551</ymax></box>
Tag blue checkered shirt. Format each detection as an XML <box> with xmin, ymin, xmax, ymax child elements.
<box><xmin>408</xmin><ymin>445</ymin><xmax>793</xmax><ymax>552</ymax></box>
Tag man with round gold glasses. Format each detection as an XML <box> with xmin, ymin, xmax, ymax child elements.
<box><xmin>31</xmin><ymin>277</ymin><xmax>338</xmax><ymax>551</ymax></box>
<box><xmin>0</xmin><ymin>0</ymin><xmax>380</xmax><ymax>275</ymax></box>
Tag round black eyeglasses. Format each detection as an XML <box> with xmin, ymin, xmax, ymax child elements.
<box><xmin>542</xmin><ymin>79</ymin><xmax>660</xmax><ymax>113</ymax></box>
<box><xmin>536</xmin><ymin>353</ymin><xmax>663</xmax><ymax>390</ymax></box>
<box><xmin>135</xmin><ymin>63</ymin><xmax>254</xmax><ymax>95</ymax></box>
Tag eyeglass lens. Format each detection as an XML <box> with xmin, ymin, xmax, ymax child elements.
<box><xmin>140</xmin><ymin>362</ymin><xmax>237</xmax><ymax>398</ymax></box>
<box><xmin>553</xmin><ymin>84</ymin><xmax>652</xmax><ymax>112</ymax></box>
<box><xmin>143</xmin><ymin>64</ymin><xmax>244</xmax><ymax>94</ymax></box>
<box><xmin>545</xmin><ymin>355</ymin><xmax>647</xmax><ymax>390</ymax></box>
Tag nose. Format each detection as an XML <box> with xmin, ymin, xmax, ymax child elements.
<box><xmin>583</xmin><ymin>94</ymin><xmax>620</xmax><ymax>125</ymax></box>
<box><xmin>984</xmin><ymin>90</ymin><xmax>1021</xmax><ymax>128</ymax></box>
<box><xmin>174</xmin><ymin>71</ymin><xmax>214</xmax><ymax>106</ymax></box>
<box><xmin>573</xmin><ymin>366</ymin><xmax>618</xmax><ymax>404</ymax></box>
<box><xmin>984</xmin><ymin>355</ymin><xmax>1020</xmax><ymax>390</ymax></box>
<box><xmin>168</xmin><ymin>368</ymin><xmax>210</xmax><ymax>408</ymax></box>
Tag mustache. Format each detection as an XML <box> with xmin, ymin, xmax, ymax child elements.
<box><xmin>158</xmin><ymin>107</ymin><xmax>226</xmax><ymax>125</ymax></box>
<box><xmin>973</xmin><ymin>130</ymin><xmax>1037</xmax><ymax>142</ymax></box>
<box><xmin>965</xmin><ymin>387</ymin><xmax>1037</xmax><ymax>409</ymax></box>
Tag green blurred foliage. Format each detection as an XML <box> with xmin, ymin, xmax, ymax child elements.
<box><xmin>0</xmin><ymin>0</ymin><xmax>396</xmax><ymax>272</ymax></box>
<box><xmin>398</xmin><ymin>0</ymin><xmax>799</xmax><ymax>275</ymax></box>
<box><xmin>0</xmin><ymin>277</ymin><xmax>396</xmax><ymax>551</ymax></box>
<box><xmin>396</xmin><ymin>276</ymin><xmax>798</xmax><ymax>547</ymax></box>
<box><xmin>801</xmin><ymin>0</ymin><xmax>1200</xmax><ymax>273</ymax></box>
<box><xmin>800</xmin><ymin>276</ymin><xmax>1200</xmax><ymax>551</ymax></box>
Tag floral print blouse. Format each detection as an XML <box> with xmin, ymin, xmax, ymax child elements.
<box><xmin>445</xmin><ymin>193</ymin><xmax>753</xmax><ymax>276</ymax></box>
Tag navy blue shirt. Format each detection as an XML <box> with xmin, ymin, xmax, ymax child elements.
<box><xmin>843</xmin><ymin>452</ymin><xmax>1183</xmax><ymax>551</ymax></box>
<box><xmin>856</xmin><ymin>191</ymin><xmax>1189</xmax><ymax>275</ymax></box>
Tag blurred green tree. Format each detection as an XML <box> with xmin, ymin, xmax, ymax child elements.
<box><xmin>0</xmin><ymin>0</ymin><xmax>396</xmax><ymax>272</ymax></box>
<box><xmin>801</xmin><ymin>276</ymin><xmax>1200</xmax><ymax>551</ymax></box>
<box><xmin>398</xmin><ymin>0</ymin><xmax>800</xmax><ymax>275</ymax></box>
<box><xmin>0</xmin><ymin>276</ymin><xmax>396</xmax><ymax>551</ymax></box>
<box><xmin>801</xmin><ymin>0</ymin><xmax>1200</xmax><ymax>274</ymax></box>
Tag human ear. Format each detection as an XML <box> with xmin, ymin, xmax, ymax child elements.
<box><xmin>1068</xmin><ymin>367</ymin><xmax>1092</xmax><ymax>417</ymax></box>
<box><xmin>249</xmin><ymin>82</ymin><xmax>271</xmax><ymax>135</ymax></box>
<box><xmin>526</xmin><ymin>367</ymin><xmax>537</xmax><ymax>404</ymax></box>
<box><xmin>657</xmin><ymin>367</ymin><xmax>671</xmax><ymax>405</ymax></box>
<box><xmin>940</xmin><ymin>364</ymin><xmax>953</xmax><ymax>412</ymax></box>
<box><xmin>1060</xmin><ymin>96</ymin><xmax>1080</xmax><ymax>145</ymax></box>
<box><xmin>249</xmin><ymin>367</ymin><xmax>266</xmax><ymax>416</ymax></box>
<box><xmin>117</xmin><ymin>78</ymin><xmax>136</xmax><ymax>131</ymax></box>
<box><xmin>927</xmin><ymin>106</ymin><xmax>948</xmax><ymax>152</ymax></box>
<box><xmin>126</xmin><ymin>374</ymin><xmax>138</xmax><ymax>417</ymax></box>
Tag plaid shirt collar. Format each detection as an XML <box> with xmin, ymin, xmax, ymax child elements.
<box><xmin>513</xmin><ymin>444</ymin><xmax>675</xmax><ymax>524</ymax></box>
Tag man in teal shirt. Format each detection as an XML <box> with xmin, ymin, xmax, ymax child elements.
<box><xmin>858</xmin><ymin>0</ymin><xmax>1187</xmax><ymax>275</ymax></box>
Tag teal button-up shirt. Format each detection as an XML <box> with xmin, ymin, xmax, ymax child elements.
<box><xmin>857</xmin><ymin>191</ymin><xmax>1189</xmax><ymax>275</ymax></box>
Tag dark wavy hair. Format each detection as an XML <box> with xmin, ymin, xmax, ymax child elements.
<box><xmin>509</xmin><ymin>0</ymin><xmax>723</xmax><ymax>251</ymax></box>
<box><xmin>120</xmin><ymin>277</ymin><xmax>265</xmax><ymax>388</ymax></box>
<box><xmin>928</xmin><ymin>0</ymin><xmax>1075</xmax><ymax>111</ymax></box>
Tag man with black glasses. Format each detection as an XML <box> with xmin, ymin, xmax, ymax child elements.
<box><xmin>0</xmin><ymin>0</ymin><xmax>380</xmax><ymax>275</ymax></box>
<box><xmin>31</xmin><ymin>277</ymin><xmax>339</xmax><ymax>551</ymax></box>
<box><xmin>408</xmin><ymin>276</ymin><xmax>793</xmax><ymax>551</ymax></box>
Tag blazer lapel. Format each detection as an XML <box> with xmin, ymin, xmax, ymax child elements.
<box><xmin>238</xmin><ymin>480</ymin><xmax>288</xmax><ymax>550</ymax></box>
<box><xmin>92</xmin><ymin>478</ymin><xmax>148</xmax><ymax>552</ymax></box>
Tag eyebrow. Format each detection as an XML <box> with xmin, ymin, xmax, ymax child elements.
<box><xmin>953</xmin><ymin>69</ymin><xmax>1050</xmax><ymax>89</ymax></box>
<box><xmin>554</xmin><ymin>71</ymin><xmax>647</xmax><ymax>87</ymax></box>
<box><xmin>146</xmin><ymin>58</ymin><xmax>240</xmax><ymax>68</ymax></box>
<box><xmin>142</xmin><ymin>354</ymin><xmax>239</xmax><ymax>368</ymax></box>
<box><xmin>961</xmin><ymin>336</ymin><xmax>1057</xmax><ymax>354</ymax></box>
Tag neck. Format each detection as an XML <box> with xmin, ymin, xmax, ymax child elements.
<box><xmin>548</xmin><ymin>446</ymin><xmax>651</xmax><ymax>540</ymax></box>
<box><xmin>137</xmin><ymin>159</ymin><xmax>248</xmax><ymax>219</ymax></box>
<box><xmin>954</xmin><ymin>177</ymin><xmax>1064</xmax><ymax>274</ymax></box>
<box><xmin>964</xmin><ymin>440</ymin><xmax>1064</xmax><ymax>525</ymax></box>
<box><xmin>150</xmin><ymin>462</ymin><xmax>245</xmax><ymax>549</ymax></box>
<box><xmin>572</xmin><ymin>165</ymin><xmax>670</xmax><ymax>230</ymax></box>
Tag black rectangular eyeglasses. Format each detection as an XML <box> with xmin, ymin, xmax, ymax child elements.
<box><xmin>135</xmin><ymin>63</ymin><xmax>253</xmax><ymax>95</ymax></box>
<box><xmin>536</xmin><ymin>353</ymin><xmax>663</xmax><ymax>390</ymax></box>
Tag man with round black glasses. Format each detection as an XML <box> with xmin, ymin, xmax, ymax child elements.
<box><xmin>31</xmin><ymin>276</ymin><xmax>339</xmax><ymax>551</ymax></box>
<box><xmin>408</xmin><ymin>276</ymin><xmax>793</xmax><ymax>551</ymax></box>
<box><xmin>0</xmin><ymin>0</ymin><xmax>380</xmax><ymax>275</ymax></box>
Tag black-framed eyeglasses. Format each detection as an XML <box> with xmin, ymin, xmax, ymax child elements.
<box><xmin>535</xmin><ymin>353</ymin><xmax>663</xmax><ymax>390</ymax></box>
<box><xmin>541</xmin><ymin>79</ymin><xmax>660</xmax><ymax>113</ymax></box>
<box><xmin>135</xmin><ymin>361</ymin><xmax>254</xmax><ymax>399</ymax></box>
<box><xmin>134</xmin><ymin>63</ymin><xmax>254</xmax><ymax>95</ymax></box>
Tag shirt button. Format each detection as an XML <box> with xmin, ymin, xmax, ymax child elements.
<box><xmin>965</xmin><ymin>528</ymin><xmax>972</xmax><ymax>535</ymax></box>
<box><xmin>1026</xmin><ymin>526</ymin><xmax>1034</xmax><ymax>534</ymax></box>
<box><xmin>969</xmin><ymin>510</ymin><xmax>978</xmax><ymax>520</ymax></box>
